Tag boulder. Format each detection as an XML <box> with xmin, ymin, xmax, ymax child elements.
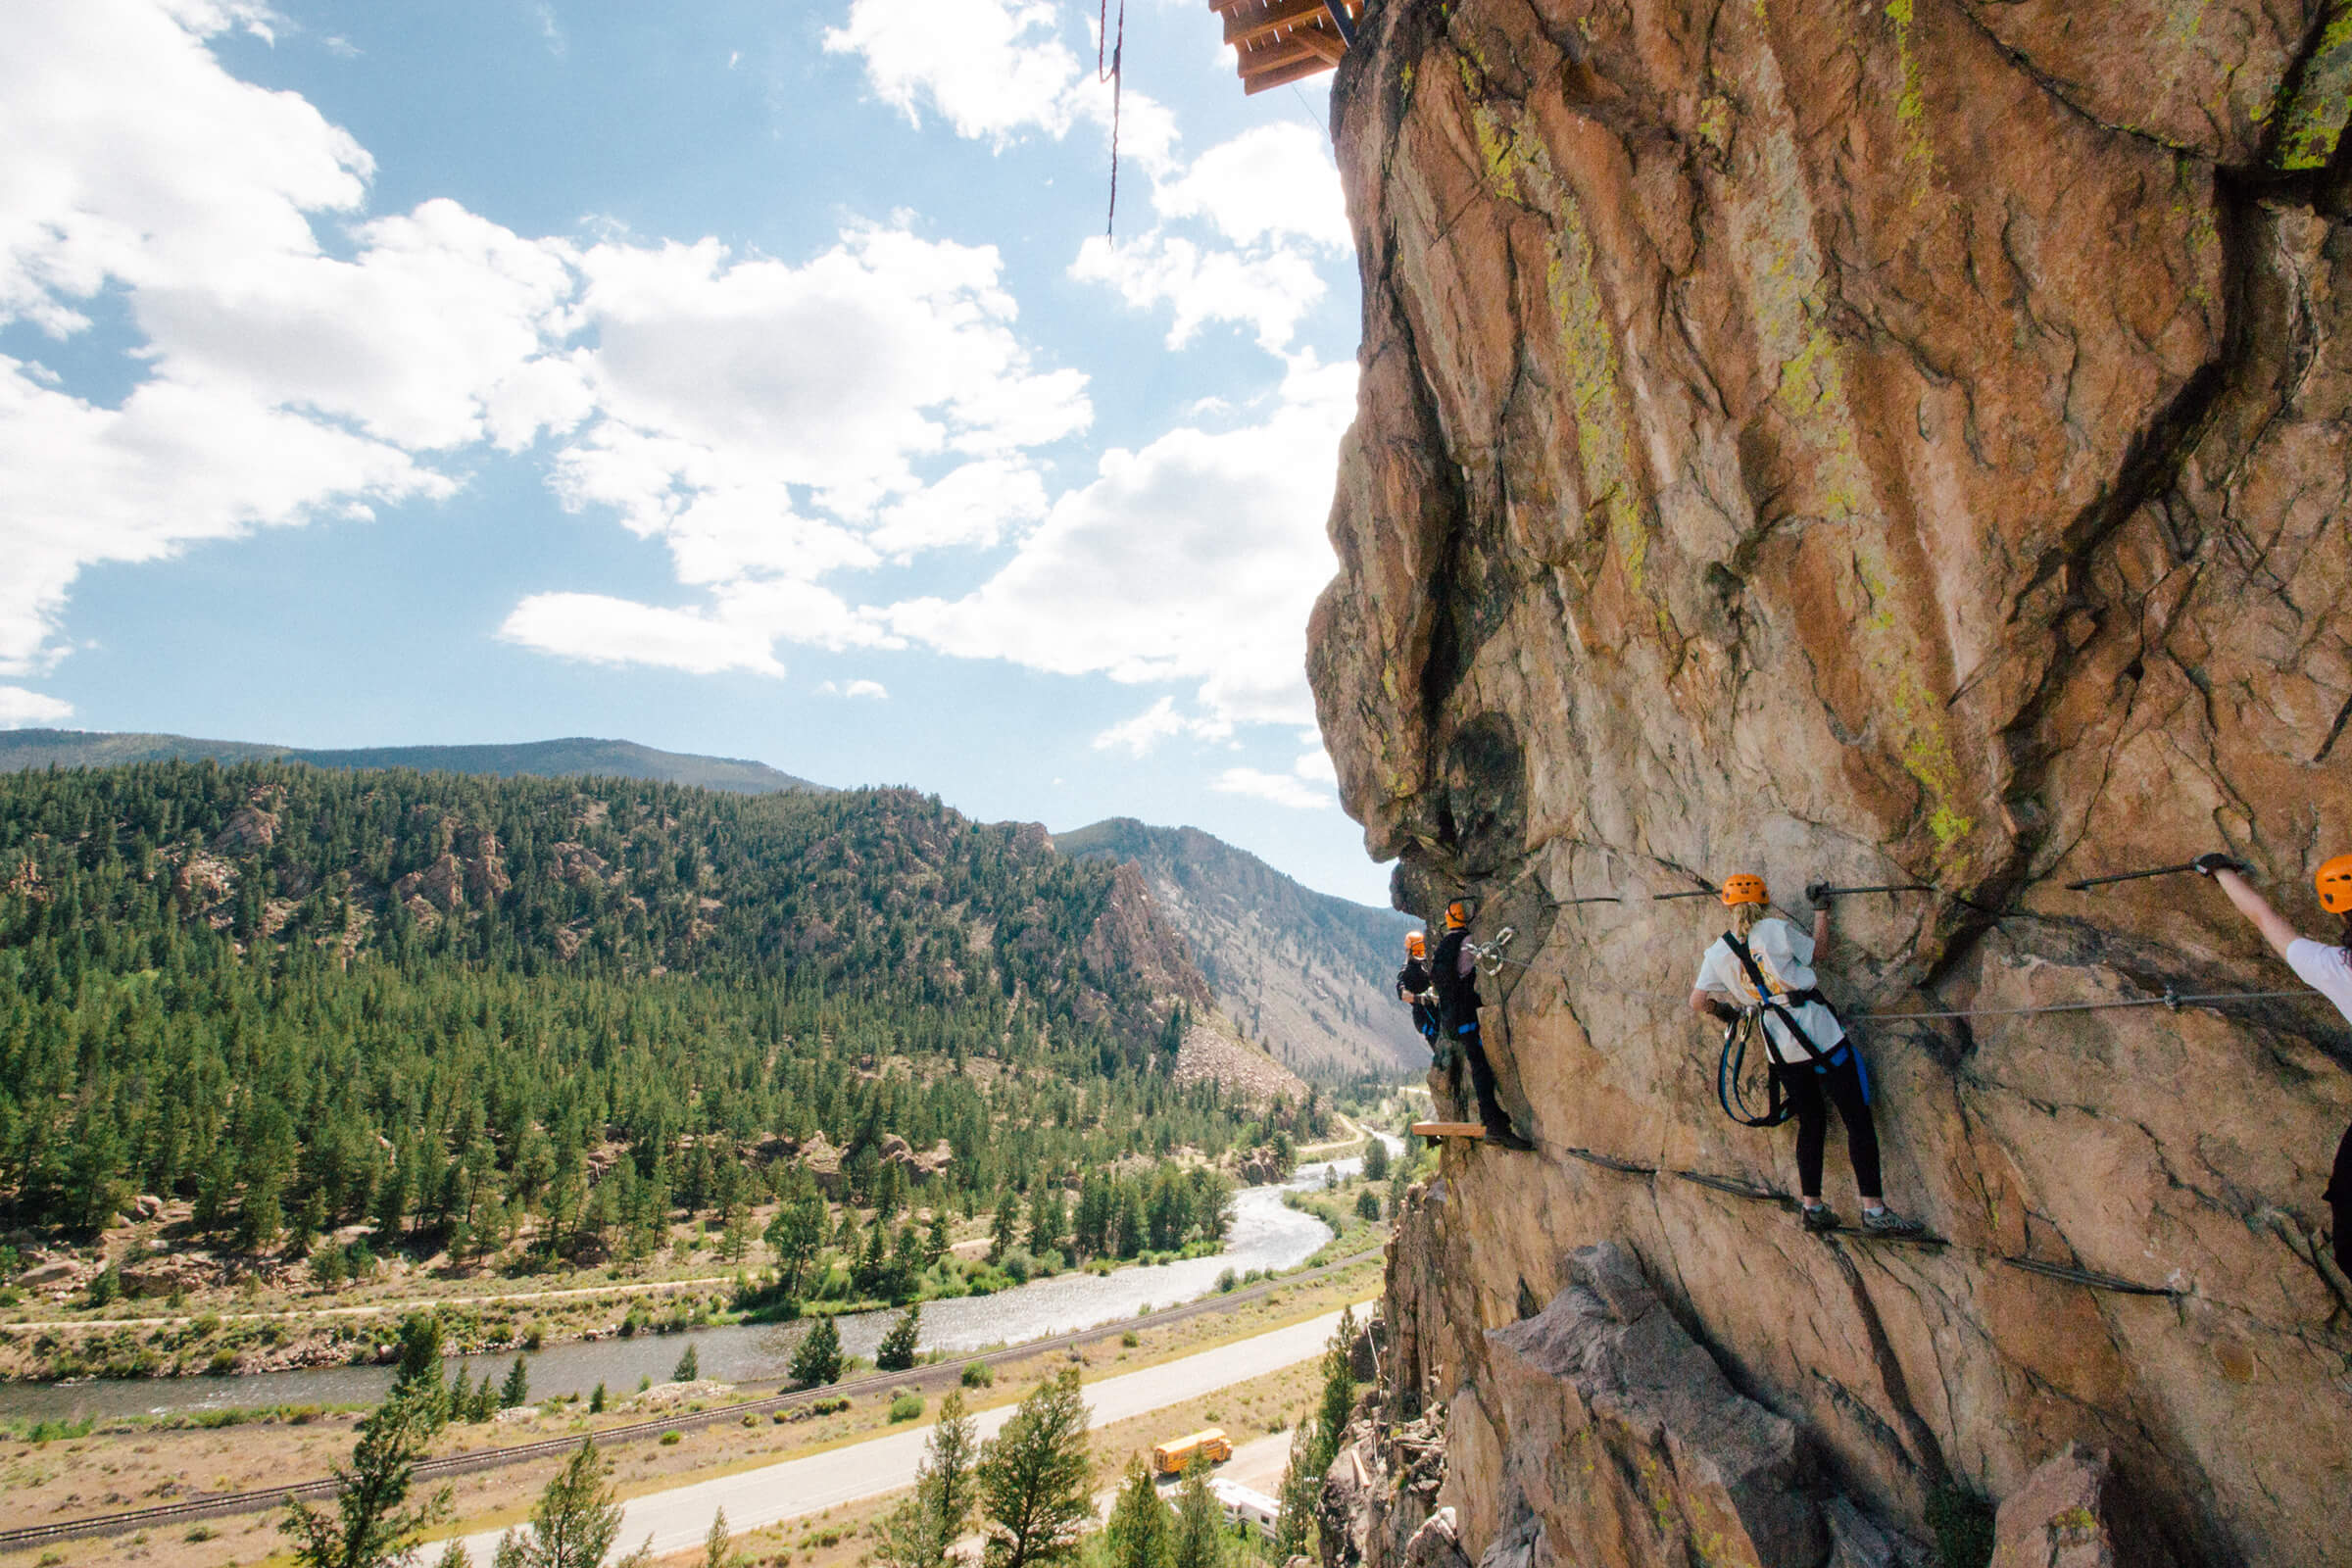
<box><xmin>1476</xmin><ymin>1244</ymin><xmax>1823</xmax><ymax>1568</ymax></box>
<box><xmin>1990</xmin><ymin>1446</ymin><xmax>2119</xmax><ymax>1568</ymax></box>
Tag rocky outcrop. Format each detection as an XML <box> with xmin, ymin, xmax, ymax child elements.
<box><xmin>1078</xmin><ymin>860</ymin><xmax>1217</xmax><ymax>1020</ymax></box>
<box><xmin>1309</xmin><ymin>1</ymin><xmax>2352</xmax><ymax>1562</ymax></box>
<box><xmin>1059</xmin><ymin>817</ymin><xmax>1426</xmax><ymax>1077</ymax></box>
<box><xmin>1988</xmin><ymin>1446</ymin><xmax>2121</xmax><ymax>1568</ymax></box>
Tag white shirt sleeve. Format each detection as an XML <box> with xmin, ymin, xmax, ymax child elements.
<box><xmin>2286</xmin><ymin>939</ymin><xmax>2352</xmax><ymax>1026</ymax></box>
<box><xmin>1693</xmin><ymin>943</ymin><xmax>1731</xmax><ymax>994</ymax></box>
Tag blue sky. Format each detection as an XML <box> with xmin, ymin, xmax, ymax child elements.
<box><xmin>0</xmin><ymin>0</ymin><xmax>1396</xmax><ymax>905</ymax></box>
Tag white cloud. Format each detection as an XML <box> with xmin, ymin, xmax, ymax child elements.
<box><xmin>823</xmin><ymin>0</ymin><xmax>1177</xmax><ymax>172</ymax></box>
<box><xmin>0</xmin><ymin>0</ymin><xmax>585</xmax><ymax>674</ymax></box>
<box><xmin>819</xmin><ymin>678</ymin><xmax>891</xmax><ymax>700</ymax></box>
<box><xmin>1151</xmin><ymin>123</ymin><xmax>1348</xmax><ymax>251</ymax></box>
<box><xmin>1293</xmin><ymin>746</ymin><xmax>1338</xmax><ymax>786</ymax></box>
<box><xmin>497</xmin><ymin>594</ymin><xmax>787</xmax><ymax>676</ymax></box>
<box><xmin>0</xmin><ymin>3</ymin><xmax>1095</xmax><ymax>679</ymax></box>
<box><xmin>0</xmin><ymin>687</ymin><xmax>74</xmax><ymax>729</ymax></box>
<box><xmin>1071</xmin><ymin>230</ymin><xmax>1326</xmax><ymax>351</ymax></box>
<box><xmin>1093</xmin><ymin>695</ymin><xmax>1232</xmax><ymax>758</ymax></box>
<box><xmin>1213</xmin><ymin>765</ymin><xmax>1332</xmax><ymax>810</ymax></box>
<box><xmin>890</xmin><ymin>354</ymin><xmax>1356</xmax><ymax>729</ymax></box>
<box><xmin>0</xmin><ymin>359</ymin><xmax>452</xmax><ymax>671</ymax></box>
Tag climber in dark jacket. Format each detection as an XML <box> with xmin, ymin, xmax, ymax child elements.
<box><xmin>1396</xmin><ymin>931</ymin><xmax>1439</xmax><ymax>1047</ymax></box>
<box><xmin>2197</xmin><ymin>851</ymin><xmax>2352</xmax><ymax>1274</ymax></box>
<box><xmin>1430</xmin><ymin>902</ymin><xmax>1534</xmax><ymax>1150</ymax></box>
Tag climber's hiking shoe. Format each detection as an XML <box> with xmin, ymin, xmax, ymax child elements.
<box><xmin>1860</xmin><ymin>1207</ymin><xmax>1926</xmax><ymax>1238</ymax></box>
<box><xmin>1800</xmin><ymin>1203</ymin><xmax>1839</xmax><ymax>1234</ymax></box>
<box><xmin>1485</xmin><ymin>1124</ymin><xmax>1536</xmax><ymax>1152</ymax></box>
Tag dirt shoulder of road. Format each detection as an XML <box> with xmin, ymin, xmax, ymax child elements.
<box><xmin>0</xmin><ymin>1258</ymin><xmax>1382</xmax><ymax>1568</ymax></box>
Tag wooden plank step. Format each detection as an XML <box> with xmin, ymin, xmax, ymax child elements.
<box><xmin>1242</xmin><ymin>59</ymin><xmax>1337</xmax><ymax>92</ymax></box>
<box><xmin>1237</xmin><ymin>32</ymin><xmax>1328</xmax><ymax>73</ymax></box>
<box><xmin>1410</xmin><ymin>1121</ymin><xmax>1487</xmax><ymax>1139</ymax></box>
<box><xmin>1225</xmin><ymin>0</ymin><xmax>1330</xmax><ymax>47</ymax></box>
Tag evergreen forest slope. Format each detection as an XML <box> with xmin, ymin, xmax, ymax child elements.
<box><xmin>0</xmin><ymin>730</ymin><xmax>827</xmax><ymax>795</ymax></box>
<box><xmin>1056</xmin><ymin>817</ymin><xmax>1422</xmax><ymax>1078</ymax></box>
<box><xmin>0</xmin><ymin>762</ymin><xmax>1298</xmax><ymax>1259</ymax></box>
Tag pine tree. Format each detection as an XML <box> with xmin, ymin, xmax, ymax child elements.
<box><xmin>990</xmin><ymin>1191</ymin><xmax>1020</xmax><ymax>1262</ymax></box>
<box><xmin>1273</xmin><ymin>1422</ymin><xmax>1320</xmax><ymax>1560</ymax></box>
<box><xmin>1170</xmin><ymin>1454</ymin><xmax>1227</xmax><ymax>1568</ymax></box>
<box><xmin>700</xmin><ymin>1506</ymin><xmax>741</xmax><ymax>1568</ymax></box>
<box><xmin>976</xmin><ymin>1368</ymin><xmax>1093</xmax><ymax>1568</ymax></box>
<box><xmin>491</xmin><ymin>1438</ymin><xmax>653</xmax><ymax>1568</ymax></box>
<box><xmin>501</xmin><ymin>1355</ymin><xmax>530</xmax><ymax>1408</ymax></box>
<box><xmin>589</xmin><ymin>1382</ymin><xmax>606</xmax><ymax>1414</ymax></box>
<box><xmin>789</xmin><ymin>1315</ymin><xmax>842</xmax><ymax>1387</ymax></box>
<box><xmin>279</xmin><ymin>1377</ymin><xmax>450</xmax><ymax>1568</ymax></box>
<box><xmin>1309</xmin><ymin>1305</ymin><xmax>1358</xmax><ymax>1475</ymax></box>
<box><xmin>1104</xmin><ymin>1458</ymin><xmax>1172</xmax><ymax>1568</ymax></box>
<box><xmin>672</xmin><ymin>1343</ymin><xmax>700</xmax><ymax>1383</ymax></box>
<box><xmin>876</xmin><ymin>1302</ymin><xmax>921</xmax><ymax>1372</ymax></box>
<box><xmin>875</xmin><ymin>1389</ymin><xmax>980</xmax><ymax>1568</ymax></box>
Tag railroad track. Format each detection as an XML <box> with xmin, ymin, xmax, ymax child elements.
<box><xmin>0</xmin><ymin>1247</ymin><xmax>1384</xmax><ymax>1552</ymax></box>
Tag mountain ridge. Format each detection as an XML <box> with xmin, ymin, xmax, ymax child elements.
<box><xmin>0</xmin><ymin>729</ymin><xmax>828</xmax><ymax>796</ymax></box>
<box><xmin>1055</xmin><ymin>815</ymin><xmax>1422</xmax><ymax>1080</ymax></box>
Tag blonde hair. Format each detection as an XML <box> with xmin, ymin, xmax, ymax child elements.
<box><xmin>1731</xmin><ymin>903</ymin><xmax>1765</xmax><ymax>941</ymax></box>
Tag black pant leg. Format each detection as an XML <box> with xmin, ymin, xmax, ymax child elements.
<box><xmin>1822</xmin><ymin>1054</ymin><xmax>1884</xmax><ymax>1200</ymax></box>
<box><xmin>1776</xmin><ymin>1065</ymin><xmax>1829</xmax><ymax>1198</ymax></box>
<box><xmin>1460</xmin><ymin>1023</ymin><xmax>1507</xmax><ymax>1129</ymax></box>
<box><xmin>2329</xmin><ymin>1121</ymin><xmax>2352</xmax><ymax>1275</ymax></box>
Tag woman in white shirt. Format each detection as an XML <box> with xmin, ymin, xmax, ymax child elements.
<box><xmin>2197</xmin><ymin>851</ymin><xmax>2352</xmax><ymax>1273</ymax></box>
<box><xmin>1689</xmin><ymin>874</ymin><xmax>1924</xmax><ymax>1236</ymax></box>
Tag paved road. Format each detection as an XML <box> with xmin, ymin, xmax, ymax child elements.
<box><xmin>441</xmin><ymin>1308</ymin><xmax>1351</xmax><ymax>1564</ymax></box>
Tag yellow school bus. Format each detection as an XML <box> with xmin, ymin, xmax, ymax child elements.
<box><xmin>1151</xmin><ymin>1427</ymin><xmax>1234</xmax><ymax>1476</ymax></box>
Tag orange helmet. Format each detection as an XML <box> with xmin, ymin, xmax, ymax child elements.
<box><xmin>2318</xmin><ymin>856</ymin><xmax>2352</xmax><ymax>914</ymax></box>
<box><xmin>1405</xmin><ymin>931</ymin><xmax>1426</xmax><ymax>957</ymax></box>
<box><xmin>1445</xmin><ymin>901</ymin><xmax>1471</xmax><ymax>930</ymax></box>
<box><xmin>1719</xmin><ymin>874</ymin><xmax>1768</xmax><ymax>907</ymax></box>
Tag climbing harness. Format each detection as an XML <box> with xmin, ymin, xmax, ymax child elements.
<box><xmin>1099</xmin><ymin>0</ymin><xmax>1125</xmax><ymax>236</ymax></box>
<box><xmin>1716</xmin><ymin>1010</ymin><xmax>1791</xmax><ymax>1128</ymax></box>
<box><xmin>2063</xmin><ymin>860</ymin><xmax>2208</xmax><ymax>891</ymax></box>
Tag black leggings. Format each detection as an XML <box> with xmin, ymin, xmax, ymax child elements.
<box><xmin>2329</xmin><ymin>1121</ymin><xmax>2352</xmax><ymax>1275</ymax></box>
<box><xmin>1771</xmin><ymin>1051</ymin><xmax>1882</xmax><ymax>1200</ymax></box>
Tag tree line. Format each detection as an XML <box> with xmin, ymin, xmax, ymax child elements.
<box><xmin>0</xmin><ymin>762</ymin><xmax>1322</xmax><ymax>1256</ymax></box>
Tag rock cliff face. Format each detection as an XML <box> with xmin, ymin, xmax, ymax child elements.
<box><xmin>1308</xmin><ymin>1</ymin><xmax>2352</xmax><ymax>1562</ymax></box>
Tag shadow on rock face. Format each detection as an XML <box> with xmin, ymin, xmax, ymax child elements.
<box><xmin>1440</xmin><ymin>713</ymin><xmax>1527</xmax><ymax>879</ymax></box>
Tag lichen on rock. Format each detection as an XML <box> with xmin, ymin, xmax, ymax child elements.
<box><xmin>1308</xmin><ymin>0</ymin><xmax>2352</xmax><ymax>1561</ymax></box>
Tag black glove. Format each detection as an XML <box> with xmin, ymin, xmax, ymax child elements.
<box><xmin>1805</xmin><ymin>881</ymin><xmax>1833</xmax><ymax>907</ymax></box>
<box><xmin>2192</xmin><ymin>853</ymin><xmax>2246</xmax><ymax>877</ymax></box>
<box><xmin>1705</xmin><ymin>999</ymin><xmax>1740</xmax><ymax>1025</ymax></box>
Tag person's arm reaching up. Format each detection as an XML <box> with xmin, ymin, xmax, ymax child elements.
<box><xmin>2204</xmin><ymin>858</ymin><xmax>2303</xmax><ymax>959</ymax></box>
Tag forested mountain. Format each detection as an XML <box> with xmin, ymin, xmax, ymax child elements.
<box><xmin>0</xmin><ymin>730</ymin><xmax>827</xmax><ymax>795</ymax></box>
<box><xmin>0</xmin><ymin>763</ymin><xmax>1301</xmax><ymax>1257</ymax></box>
<box><xmin>1055</xmin><ymin>818</ymin><xmax>1423</xmax><ymax>1078</ymax></box>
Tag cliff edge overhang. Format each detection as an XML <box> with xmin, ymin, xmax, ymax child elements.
<box><xmin>1306</xmin><ymin>0</ymin><xmax>2352</xmax><ymax>1561</ymax></box>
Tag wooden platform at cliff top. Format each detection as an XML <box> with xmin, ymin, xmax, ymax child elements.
<box><xmin>1213</xmin><ymin>0</ymin><xmax>1361</xmax><ymax>94</ymax></box>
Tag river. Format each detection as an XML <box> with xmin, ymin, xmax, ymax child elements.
<box><xmin>0</xmin><ymin>1138</ymin><xmax>1398</xmax><ymax>1421</ymax></box>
